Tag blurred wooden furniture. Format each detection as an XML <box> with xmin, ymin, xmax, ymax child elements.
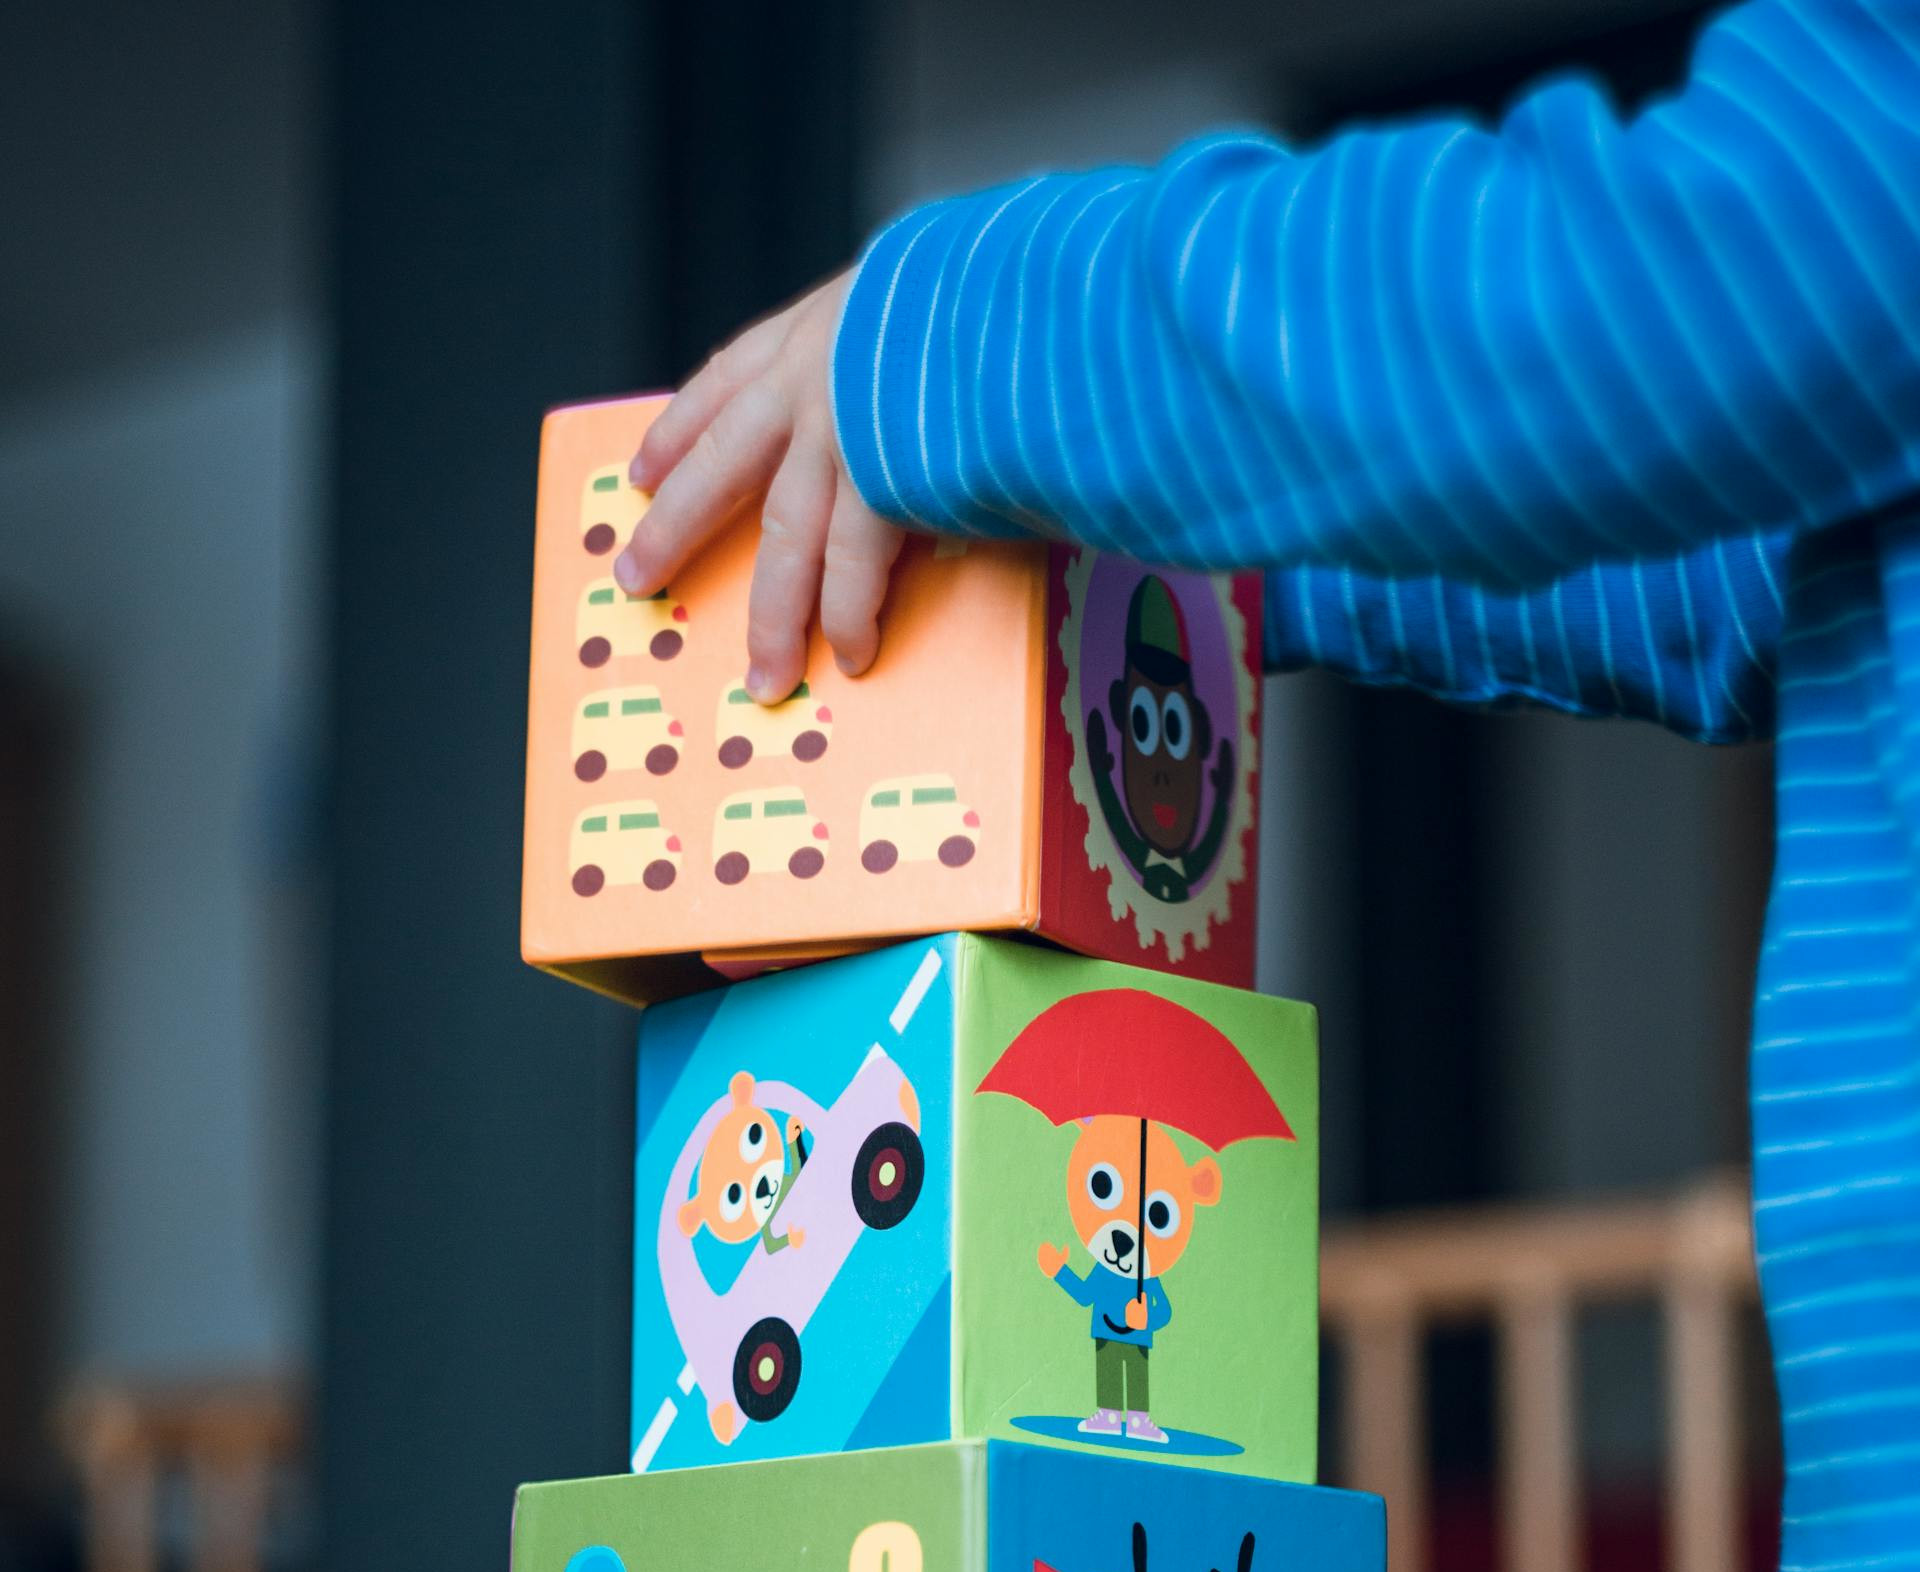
<box><xmin>1322</xmin><ymin>1172</ymin><xmax>1757</xmax><ymax>1572</ymax></box>
<box><xmin>57</xmin><ymin>1377</ymin><xmax>305</xmax><ymax>1572</ymax></box>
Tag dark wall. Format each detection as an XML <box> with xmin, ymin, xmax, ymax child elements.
<box><xmin>320</xmin><ymin>2</ymin><xmax>864</xmax><ymax>1564</ymax></box>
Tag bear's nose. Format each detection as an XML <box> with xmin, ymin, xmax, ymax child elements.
<box><xmin>755</xmin><ymin>1175</ymin><xmax>775</xmax><ymax>1200</ymax></box>
<box><xmin>1111</xmin><ymin>1231</ymin><xmax>1135</xmax><ymax>1260</ymax></box>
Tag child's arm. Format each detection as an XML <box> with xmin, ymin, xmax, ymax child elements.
<box><xmin>831</xmin><ymin>0</ymin><xmax>1920</xmax><ymax>586</ymax></box>
<box><xmin>1264</xmin><ymin>529</ymin><xmax>1788</xmax><ymax>742</ymax></box>
<box><xmin>617</xmin><ymin>0</ymin><xmax>1919</xmax><ymax>700</ymax></box>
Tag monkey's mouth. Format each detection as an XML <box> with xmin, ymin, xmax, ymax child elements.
<box><xmin>1150</xmin><ymin>801</ymin><xmax>1177</xmax><ymax>829</ymax></box>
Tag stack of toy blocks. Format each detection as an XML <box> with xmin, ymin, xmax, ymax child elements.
<box><xmin>514</xmin><ymin>395</ymin><xmax>1387</xmax><ymax>1572</ymax></box>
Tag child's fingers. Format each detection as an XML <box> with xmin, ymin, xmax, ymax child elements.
<box><xmin>819</xmin><ymin>486</ymin><xmax>903</xmax><ymax>678</ymax></box>
<box><xmin>744</xmin><ymin>432</ymin><xmax>836</xmax><ymax>703</ymax></box>
<box><xmin>631</xmin><ymin>312</ymin><xmax>789</xmax><ymax>490</ymax></box>
<box><xmin>616</xmin><ymin>382</ymin><xmax>790</xmax><ymax>597</ymax></box>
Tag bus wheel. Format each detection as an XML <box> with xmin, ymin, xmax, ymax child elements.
<box><xmin>579</xmin><ymin>637</ymin><xmax>611</xmax><ymax>668</ymax></box>
<box><xmin>715</xmin><ymin>852</ymin><xmax>750</xmax><ymax>886</ymax></box>
<box><xmin>646</xmin><ymin>744</ymin><xmax>678</xmax><ymax>776</ymax></box>
<box><xmin>572</xmin><ymin>865</ymin><xmax>605</xmax><ymax>897</ymax></box>
<box><xmin>788</xmin><ymin>847</ymin><xmax>824</xmax><ymax>880</ymax></box>
<box><xmin>643</xmin><ymin>859</ymin><xmax>677</xmax><ymax>892</ymax></box>
<box><xmin>574</xmin><ymin>749</ymin><xmax>607</xmax><ymax>782</ymax></box>
<box><xmin>650</xmin><ymin>630</ymin><xmax>683</xmax><ymax>661</ymax></box>
<box><xmin>792</xmin><ymin>730</ymin><xmax>828</xmax><ymax>763</ymax></box>
<box><xmin>718</xmin><ymin>736</ymin><xmax>752</xmax><ymax>769</ymax></box>
<box><xmin>862</xmin><ymin>840</ymin><xmax>898</xmax><ymax>874</ymax></box>
<box><xmin>938</xmin><ymin>835</ymin><xmax>976</xmax><ymax>868</ymax></box>
<box><xmin>583</xmin><ymin>523</ymin><xmax>616</xmax><ymax>555</ymax></box>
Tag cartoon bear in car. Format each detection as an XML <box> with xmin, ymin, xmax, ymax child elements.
<box><xmin>1084</xmin><ymin>575</ymin><xmax>1234</xmax><ymax>904</ymax></box>
<box><xmin>1036</xmin><ymin>1115</ymin><xmax>1222</xmax><ymax>1444</ymax></box>
<box><xmin>678</xmin><ymin>1071</ymin><xmax>810</xmax><ymax>1255</ymax></box>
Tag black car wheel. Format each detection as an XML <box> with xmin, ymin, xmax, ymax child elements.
<box><xmin>851</xmin><ymin>1121</ymin><xmax>924</xmax><ymax>1230</ymax></box>
<box><xmin>732</xmin><ymin>1316</ymin><xmax>802</xmax><ymax>1423</ymax></box>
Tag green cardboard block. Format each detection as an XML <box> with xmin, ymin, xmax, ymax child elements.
<box><xmin>633</xmin><ymin>934</ymin><xmax>1318</xmax><ymax>1481</ymax></box>
<box><xmin>514</xmin><ymin>1443</ymin><xmax>1382</xmax><ymax>1572</ymax></box>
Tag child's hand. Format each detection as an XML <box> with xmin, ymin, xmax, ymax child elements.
<box><xmin>615</xmin><ymin>269</ymin><xmax>906</xmax><ymax>705</ymax></box>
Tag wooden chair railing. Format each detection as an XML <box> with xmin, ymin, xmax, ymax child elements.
<box><xmin>1321</xmin><ymin>1172</ymin><xmax>1758</xmax><ymax>1572</ymax></box>
<box><xmin>57</xmin><ymin>1376</ymin><xmax>305</xmax><ymax>1572</ymax></box>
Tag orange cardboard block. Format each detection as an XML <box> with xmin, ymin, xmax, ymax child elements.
<box><xmin>523</xmin><ymin>393</ymin><xmax>1262</xmax><ymax>1005</ymax></box>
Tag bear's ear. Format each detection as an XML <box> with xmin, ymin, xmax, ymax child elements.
<box><xmin>728</xmin><ymin>1069</ymin><xmax>756</xmax><ymax>1106</ymax></box>
<box><xmin>1190</xmin><ymin>1156</ymin><xmax>1223</xmax><ymax>1206</ymax></box>
<box><xmin>677</xmin><ymin>1197</ymin><xmax>706</xmax><ymax>1237</ymax></box>
<box><xmin>1109</xmin><ymin>678</ymin><xmax>1128</xmax><ymax>733</ymax></box>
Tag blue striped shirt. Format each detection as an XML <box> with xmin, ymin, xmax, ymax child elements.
<box><xmin>830</xmin><ymin>1</ymin><xmax>1920</xmax><ymax>1563</ymax></box>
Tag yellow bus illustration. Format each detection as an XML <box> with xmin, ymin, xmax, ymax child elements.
<box><xmin>570</xmin><ymin>801</ymin><xmax>682</xmax><ymax>897</ymax></box>
<box><xmin>577</xmin><ymin>577</ymin><xmax>689</xmax><ymax>667</ymax></box>
<box><xmin>579</xmin><ymin>463</ymin><xmax>649</xmax><ymax>558</ymax></box>
<box><xmin>572</xmin><ymin>686</ymin><xmax>684</xmax><ymax>781</ymax></box>
<box><xmin>858</xmin><ymin>774</ymin><xmax>979</xmax><ymax>873</ymax></box>
<box><xmin>711</xmin><ymin>788</ymin><xmax>828</xmax><ymax>884</ymax></box>
<box><xmin>714</xmin><ymin>679</ymin><xmax>833</xmax><ymax>769</ymax></box>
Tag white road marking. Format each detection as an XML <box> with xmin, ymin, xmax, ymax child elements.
<box><xmin>675</xmin><ymin>1361</ymin><xmax>696</xmax><ymax>1395</ymax></box>
<box><xmin>631</xmin><ymin>1397</ymin><xmax>677</xmax><ymax>1473</ymax></box>
<box><xmin>890</xmin><ymin>947</ymin><xmax>944</xmax><ymax>1034</ymax></box>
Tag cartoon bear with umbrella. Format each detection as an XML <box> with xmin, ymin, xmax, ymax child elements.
<box><xmin>978</xmin><ymin>989</ymin><xmax>1294</xmax><ymax>1451</ymax></box>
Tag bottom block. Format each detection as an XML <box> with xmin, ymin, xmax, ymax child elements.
<box><xmin>513</xmin><ymin>1442</ymin><xmax>1384</xmax><ymax>1572</ymax></box>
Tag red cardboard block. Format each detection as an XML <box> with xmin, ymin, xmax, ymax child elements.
<box><xmin>523</xmin><ymin>393</ymin><xmax>1262</xmax><ymax>1004</ymax></box>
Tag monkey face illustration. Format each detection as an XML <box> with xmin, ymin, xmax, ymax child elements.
<box><xmin>1111</xmin><ymin>663</ymin><xmax>1211</xmax><ymax>857</ymax></box>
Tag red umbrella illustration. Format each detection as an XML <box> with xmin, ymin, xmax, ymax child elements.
<box><xmin>977</xmin><ymin>989</ymin><xmax>1294</xmax><ymax>1300</ymax></box>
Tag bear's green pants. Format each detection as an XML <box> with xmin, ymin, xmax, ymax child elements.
<box><xmin>1094</xmin><ymin>1337</ymin><xmax>1149</xmax><ymax>1412</ymax></box>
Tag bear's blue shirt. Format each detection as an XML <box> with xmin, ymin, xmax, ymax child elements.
<box><xmin>1051</xmin><ymin>1261</ymin><xmax>1171</xmax><ymax>1348</ymax></box>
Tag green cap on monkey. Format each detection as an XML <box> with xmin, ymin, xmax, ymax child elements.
<box><xmin>1124</xmin><ymin>574</ymin><xmax>1193</xmax><ymax>686</ymax></box>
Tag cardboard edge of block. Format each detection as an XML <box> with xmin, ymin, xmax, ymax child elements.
<box><xmin>508</xmin><ymin>1442</ymin><xmax>1384</xmax><ymax>1572</ymax></box>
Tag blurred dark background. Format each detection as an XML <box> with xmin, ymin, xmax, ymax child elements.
<box><xmin>0</xmin><ymin>0</ymin><xmax>1771</xmax><ymax>1567</ymax></box>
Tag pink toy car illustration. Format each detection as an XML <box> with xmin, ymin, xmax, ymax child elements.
<box><xmin>657</xmin><ymin>1046</ymin><xmax>925</xmax><ymax>1446</ymax></box>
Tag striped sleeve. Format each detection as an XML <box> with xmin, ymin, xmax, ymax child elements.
<box><xmin>1263</xmin><ymin>528</ymin><xmax>1788</xmax><ymax>742</ymax></box>
<box><xmin>831</xmin><ymin>0</ymin><xmax>1920</xmax><ymax>590</ymax></box>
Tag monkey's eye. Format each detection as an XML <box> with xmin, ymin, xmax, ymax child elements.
<box><xmin>719</xmin><ymin>1181</ymin><xmax>747</xmax><ymax>1222</ymax></box>
<box><xmin>1086</xmin><ymin>1162</ymin><xmax>1124</xmax><ymax>1211</ymax></box>
<box><xmin>1161</xmin><ymin>692</ymin><xmax>1192</xmax><ymax>760</ymax></box>
<box><xmin>1127</xmin><ymin>687</ymin><xmax>1159</xmax><ymax>756</ymax></box>
<box><xmin>739</xmin><ymin>1120</ymin><xmax>766</xmax><ymax>1160</ymax></box>
<box><xmin>1145</xmin><ymin>1190</ymin><xmax>1181</xmax><ymax>1238</ymax></box>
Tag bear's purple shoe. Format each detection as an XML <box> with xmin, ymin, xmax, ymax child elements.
<box><xmin>1076</xmin><ymin>1408</ymin><xmax>1124</xmax><ymax>1436</ymax></box>
<box><xmin>1124</xmin><ymin>1410</ymin><xmax>1169</xmax><ymax>1443</ymax></box>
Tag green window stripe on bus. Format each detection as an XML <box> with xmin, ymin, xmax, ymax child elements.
<box><xmin>722</xmin><ymin>802</ymin><xmax>753</xmax><ymax>821</ymax></box>
<box><xmin>764</xmin><ymin>799</ymin><xmax>807</xmax><ymax>818</ymax></box>
<box><xmin>912</xmin><ymin>787</ymin><xmax>958</xmax><ymax>805</ymax></box>
<box><xmin>581</xmin><ymin>816</ymin><xmax>608</xmax><ymax>833</ymax></box>
<box><xmin>588</xmin><ymin>588</ymin><xmax>615</xmax><ymax>605</ymax></box>
<box><xmin>583</xmin><ymin>702</ymin><xmax>610</xmax><ymax>718</ymax></box>
<box><xmin>870</xmin><ymin>790</ymin><xmax>900</xmax><ymax>807</ymax></box>
<box><xmin>621</xmin><ymin>698</ymin><xmax>661</xmax><ymax>715</ymax></box>
<box><xmin>592</xmin><ymin>475</ymin><xmax>620</xmax><ymax>492</ymax></box>
<box><xmin>619</xmin><ymin>813</ymin><xmax>658</xmax><ymax>830</ymax></box>
<box><xmin>727</xmin><ymin>688</ymin><xmax>752</xmax><ymax>704</ymax></box>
